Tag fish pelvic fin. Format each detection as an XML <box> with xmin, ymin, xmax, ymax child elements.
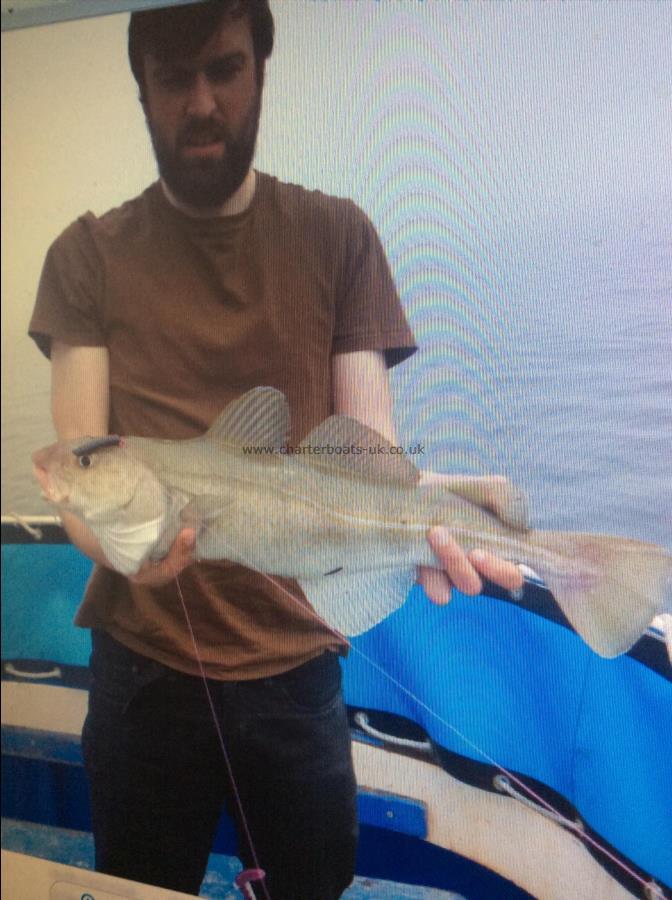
<box><xmin>298</xmin><ymin>567</ymin><xmax>416</xmax><ymax>636</ymax></box>
<box><xmin>530</xmin><ymin>530</ymin><xmax>672</xmax><ymax>657</ymax></box>
<box><xmin>205</xmin><ymin>387</ymin><xmax>290</xmax><ymax>452</ymax></box>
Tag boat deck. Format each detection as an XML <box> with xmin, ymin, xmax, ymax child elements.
<box><xmin>2</xmin><ymin>819</ymin><xmax>465</xmax><ymax>899</ymax></box>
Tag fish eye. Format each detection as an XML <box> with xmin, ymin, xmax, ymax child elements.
<box><xmin>78</xmin><ymin>454</ymin><xmax>93</xmax><ymax>469</ymax></box>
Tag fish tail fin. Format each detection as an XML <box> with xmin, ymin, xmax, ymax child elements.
<box><xmin>528</xmin><ymin>530</ymin><xmax>672</xmax><ymax>657</ymax></box>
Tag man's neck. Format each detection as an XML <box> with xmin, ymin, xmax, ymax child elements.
<box><xmin>161</xmin><ymin>168</ymin><xmax>257</xmax><ymax>218</ymax></box>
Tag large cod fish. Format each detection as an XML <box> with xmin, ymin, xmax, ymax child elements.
<box><xmin>32</xmin><ymin>387</ymin><xmax>671</xmax><ymax>656</ymax></box>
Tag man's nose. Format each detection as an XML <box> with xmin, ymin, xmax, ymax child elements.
<box><xmin>185</xmin><ymin>72</ymin><xmax>218</xmax><ymax>117</ymax></box>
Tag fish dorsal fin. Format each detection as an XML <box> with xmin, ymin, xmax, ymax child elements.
<box><xmin>299</xmin><ymin>415</ymin><xmax>420</xmax><ymax>485</ymax></box>
<box><xmin>438</xmin><ymin>475</ymin><xmax>529</xmax><ymax>531</ymax></box>
<box><xmin>205</xmin><ymin>387</ymin><xmax>290</xmax><ymax>451</ymax></box>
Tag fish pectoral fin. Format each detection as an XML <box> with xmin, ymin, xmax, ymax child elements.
<box><xmin>205</xmin><ymin>387</ymin><xmax>290</xmax><ymax>452</ymax></box>
<box><xmin>299</xmin><ymin>416</ymin><xmax>420</xmax><ymax>485</ymax></box>
<box><xmin>180</xmin><ymin>494</ymin><xmax>235</xmax><ymax>529</ymax></box>
<box><xmin>146</xmin><ymin>490</ymin><xmax>192</xmax><ymax>560</ymax></box>
<box><xmin>94</xmin><ymin>514</ymin><xmax>166</xmax><ymax>576</ymax></box>
<box><xmin>297</xmin><ymin>567</ymin><xmax>416</xmax><ymax>636</ymax></box>
<box><xmin>431</xmin><ymin>475</ymin><xmax>529</xmax><ymax>531</ymax></box>
<box><xmin>87</xmin><ymin>473</ymin><xmax>170</xmax><ymax>576</ymax></box>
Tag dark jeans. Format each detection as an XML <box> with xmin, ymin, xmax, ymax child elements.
<box><xmin>82</xmin><ymin>630</ymin><xmax>358</xmax><ymax>899</ymax></box>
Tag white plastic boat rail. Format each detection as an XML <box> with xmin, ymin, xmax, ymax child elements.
<box><xmin>354</xmin><ymin>710</ymin><xmax>433</xmax><ymax>754</ymax></box>
<box><xmin>3</xmin><ymin>662</ymin><xmax>63</xmax><ymax>680</ymax></box>
<box><xmin>1</xmin><ymin>513</ymin><xmax>60</xmax><ymax>540</ymax></box>
<box><xmin>493</xmin><ymin>773</ymin><xmax>584</xmax><ymax>832</ymax></box>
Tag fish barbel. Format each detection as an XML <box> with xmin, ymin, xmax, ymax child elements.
<box><xmin>32</xmin><ymin>387</ymin><xmax>672</xmax><ymax>656</ymax></box>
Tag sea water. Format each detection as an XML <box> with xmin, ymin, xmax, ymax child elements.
<box><xmin>392</xmin><ymin>213</ymin><xmax>672</xmax><ymax>551</ymax></box>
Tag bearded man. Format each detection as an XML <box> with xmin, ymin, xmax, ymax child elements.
<box><xmin>30</xmin><ymin>2</ymin><xmax>522</xmax><ymax>897</ymax></box>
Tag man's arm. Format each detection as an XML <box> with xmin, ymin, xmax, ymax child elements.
<box><xmin>331</xmin><ymin>350</ymin><xmax>523</xmax><ymax>602</ymax></box>
<box><xmin>49</xmin><ymin>340</ymin><xmax>194</xmax><ymax>585</ymax></box>
<box><xmin>332</xmin><ymin>350</ymin><xmax>398</xmax><ymax>439</ymax></box>
<box><xmin>51</xmin><ymin>342</ymin><xmax>113</xmax><ymax>565</ymax></box>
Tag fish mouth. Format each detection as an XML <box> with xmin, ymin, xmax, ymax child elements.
<box><xmin>32</xmin><ymin>464</ymin><xmax>68</xmax><ymax>505</ymax></box>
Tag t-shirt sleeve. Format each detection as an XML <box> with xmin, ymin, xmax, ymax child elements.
<box><xmin>29</xmin><ymin>216</ymin><xmax>106</xmax><ymax>359</ymax></box>
<box><xmin>333</xmin><ymin>202</ymin><xmax>416</xmax><ymax>368</ymax></box>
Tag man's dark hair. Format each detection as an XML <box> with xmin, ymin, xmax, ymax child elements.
<box><xmin>128</xmin><ymin>0</ymin><xmax>274</xmax><ymax>100</ymax></box>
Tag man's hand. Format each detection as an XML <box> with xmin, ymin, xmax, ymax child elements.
<box><xmin>128</xmin><ymin>528</ymin><xmax>197</xmax><ymax>588</ymax></box>
<box><xmin>417</xmin><ymin>470</ymin><xmax>524</xmax><ymax>604</ymax></box>
<box><xmin>418</xmin><ymin>527</ymin><xmax>524</xmax><ymax>605</ymax></box>
<box><xmin>329</xmin><ymin>354</ymin><xmax>525</xmax><ymax>605</ymax></box>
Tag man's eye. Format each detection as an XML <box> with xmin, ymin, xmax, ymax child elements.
<box><xmin>78</xmin><ymin>454</ymin><xmax>93</xmax><ymax>469</ymax></box>
<box><xmin>157</xmin><ymin>70</ymin><xmax>191</xmax><ymax>91</ymax></box>
<box><xmin>206</xmin><ymin>61</ymin><xmax>242</xmax><ymax>83</ymax></box>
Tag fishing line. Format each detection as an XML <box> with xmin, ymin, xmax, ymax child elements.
<box><xmin>252</xmin><ymin>571</ymin><xmax>659</xmax><ymax>896</ymax></box>
<box><xmin>172</xmin><ymin>568</ymin><xmax>271</xmax><ymax>900</ymax></box>
<box><xmin>186</xmin><ymin>526</ymin><xmax>662</xmax><ymax>898</ymax></box>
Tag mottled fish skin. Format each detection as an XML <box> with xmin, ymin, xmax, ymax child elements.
<box><xmin>32</xmin><ymin>387</ymin><xmax>672</xmax><ymax>656</ymax></box>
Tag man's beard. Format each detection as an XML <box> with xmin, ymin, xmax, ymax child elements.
<box><xmin>147</xmin><ymin>91</ymin><xmax>261</xmax><ymax>209</ymax></box>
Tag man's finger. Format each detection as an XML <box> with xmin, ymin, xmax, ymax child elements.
<box><xmin>469</xmin><ymin>548</ymin><xmax>523</xmax><ymax>592</ymax></box>
<box><xmin>417</xmin><ymin>565</ymin><xmax>453</xmax><ymax>605</ymax></box>
<box><xmin>129</xmin><ymin>529</ymin><xmax>196</xmax><ymax>586</ymax></box>
<box><xmin>426</xmin><ymin>527</ymin><xmax>482</xmax><ymax>596</ymax></box>
<box><xmin>167</xmin><ymin>528</ymin><xmax>196</xmax><ymax>566</ymax></box>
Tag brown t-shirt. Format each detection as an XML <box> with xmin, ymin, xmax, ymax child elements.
<box><xmin>29</xmin><ymin>171</ymin><xmax>416</xmax><ymax>680</ymax></box>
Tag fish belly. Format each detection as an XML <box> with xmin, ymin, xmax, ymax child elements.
<box><xmin>189</xmin><ymin>463</ymin><xmax>523</xmax><ymax>577</ymax></box>
<box><xmin>191</xmin><ymin>475</ymin><xmax>429</xmax><ymax>578</ymax></box>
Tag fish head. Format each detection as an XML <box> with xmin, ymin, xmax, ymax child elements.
<box><xmin>32</xmin><ymin>437</ymin><xmax>153</xmax><ymax>521</ymax></box>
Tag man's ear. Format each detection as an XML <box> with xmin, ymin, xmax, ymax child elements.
<box><xmin>138</xmin><ymin>55</ymin><xmax>152</xmax><ymax>111</ymax></box>
<box><xmin>256</xmin><ymin>59</ymin><xmax>266</xmax><ymax>91</ymax></box>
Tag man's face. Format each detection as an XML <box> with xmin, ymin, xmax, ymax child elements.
<box><xmin>142</xmin><ymin>15</ymin><xmax>262</xmax><ymax>208</ymax></box>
